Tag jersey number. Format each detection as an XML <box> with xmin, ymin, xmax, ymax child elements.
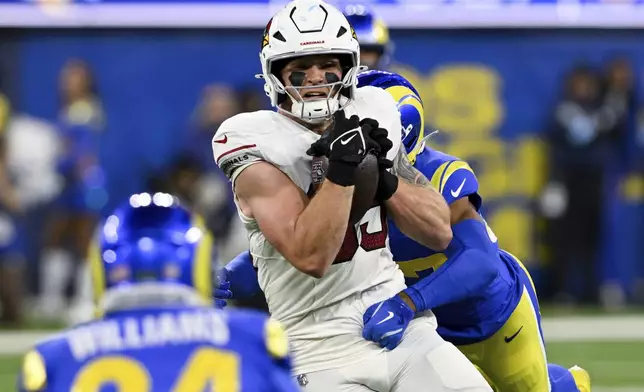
<box><xmin>71</xmin><ymin>348</ymin><xmax>239</xmax><ymax>392</ymax></box>
<box><xmin>334</xmin><ymin>207</ymin><xmax>388</xmax><ymax>264</ymax></box>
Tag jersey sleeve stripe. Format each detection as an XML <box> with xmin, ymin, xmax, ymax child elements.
<box><xmin>437</xmin><ymin>161</ymin><xmax>454</xmax><ymax>193</ymax></box>
<box><xmin>440</xmin><ymin>161</ymin><xmax>475</xmax><ymax>193</ymax></box>
<box><xmin>429</xmin><ymin>161</ymin><xmax>451</xmax><ymax>191</ymax></box>
<box><xmin>215</xmin><ymin>144</ymin><xmax>257</xmax><ymax>165</ymax></box>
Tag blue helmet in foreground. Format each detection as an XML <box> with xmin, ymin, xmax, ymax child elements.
<box><xmin>89</xmin><ymin>192</ymin><xmax>215</xmax><ymax>310</ymax></box>
<box><xmin>343</xmin><ymin>4</ymin><xmax>392</xmax><ymax>70</ymax></box>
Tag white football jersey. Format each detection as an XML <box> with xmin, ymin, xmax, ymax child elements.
<box><xmin>213</xmin><ymin>86</ymin><xmax>407</xmax><ymax>374</ymax></box>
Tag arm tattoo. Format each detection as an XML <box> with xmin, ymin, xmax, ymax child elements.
<box><xmin>391</xmin><ymin>144</ymin><xmax>432</xmax><ymax>187</ymax></box>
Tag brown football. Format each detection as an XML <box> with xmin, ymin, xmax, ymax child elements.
<box><xmin>310</xmin><ymin>153</ymin><xmax>380</xmax><ymax>225</ymax></box>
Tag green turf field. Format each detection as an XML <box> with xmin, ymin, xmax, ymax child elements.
<box><xmin>1</xmin><ymin>315</ymin><xmax>643</xmax><ymax>391</ymax></box>
<box><xmin>0</xmin><ymin>341</ymin><xmax>642</xmax><ymax>390</ymax></box>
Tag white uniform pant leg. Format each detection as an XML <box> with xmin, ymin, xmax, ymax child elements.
<box><xmin>294</xmin><ymin>352</ymin><xmax>389</xmax><ymax>392</ymax></box>
<box><xmin>388</xmin><ymin>315</ymin><xmax>493</xmax><ymax>392</ymax></box>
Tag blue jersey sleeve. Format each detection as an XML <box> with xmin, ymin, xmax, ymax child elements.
<box><xmin>428</xmin><ymin>160</ymin><xmax>482</xmax><ymax>210</ymax></box>
<box><xmin>263</xmin><ymin>318</ymin><xmax>299</xmax><ymax>391</ymax></box>
<box><xmin>225</xmin><ymin>251</ymin><xmax>261</xmax><ymax>299</ymax></box>
<box><xmin>403</xmin><ymin>219</ymin><xmax>500</xmax><ymax>312</ymax></box>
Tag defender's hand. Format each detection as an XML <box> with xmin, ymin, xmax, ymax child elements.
<box><xmin>362</xmin><ymin>295</ymin><xmax>415</xmax><ymax>350</ymax></box>
<box><xmin>360</xmin><ymin>118</ymin><xmax>398</xmax><ymax>201</ymax></box>
<box><xmin>214</xmin><ymin>268</ymin><xmax>233</xmax><ymax>309</ymax></box>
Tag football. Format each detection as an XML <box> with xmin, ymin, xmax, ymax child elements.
<box><xmin>310</xmin><ymin>153</ymin><xmax>380</xmax><ymax>225</ymax></box>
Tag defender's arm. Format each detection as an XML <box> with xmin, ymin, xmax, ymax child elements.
<box><xmin>400</xmin><ymin>197</ymin><xmax>499</xmax><ymax>312</ymax></box>
<box><xmin>384</xmin><ymin>145</ymin><xmax>452</xmax><ymax>250</ymax></box>
<box><xmin>235</xmin><ymin>162</ymin><xmax>353</xmax><ymax>278</ymax></box>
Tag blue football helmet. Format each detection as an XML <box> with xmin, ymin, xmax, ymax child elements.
<box><xmin>343</xmin><ymin>4</ymin><xmax>392</xmax><ymax>70</ymax></box>
<box><xmin>357</xmin><ymin>70</ymin><xmax>425</xmax><ymax>164</ymax></box>
<box><xmin>89</xmin><ymin>192</ymin><xmax>215</xmax><ymax>311</ymax></box>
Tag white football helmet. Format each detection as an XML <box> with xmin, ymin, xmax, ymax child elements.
<box><xmin>257</xmin><ymin>0</ymin><xmax>361</xmax><ymax>123</ymax></box>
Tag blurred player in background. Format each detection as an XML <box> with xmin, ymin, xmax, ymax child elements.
<box><xmin>213</xmin><ymin>0</ymin><xmax>490</xmax><ymax>390</ymax></box>
<box><xmin>38</xmin><ymin>59</ymin><xmax>107</xmax><ymax>323</ymax></box>
<box><xmin>17</xmin><ymin>192</ymin><xmax>298</xmax><ymax>392</ymax></box>
<box><xmin>0</xmin><ymin>91</ymin><xmax>24</xmax><ymax>326</ymax></box>
<box><xmin>343</xmin><ymin>3</ymin><xmax>392</xmax><ymax>71</ymax></box>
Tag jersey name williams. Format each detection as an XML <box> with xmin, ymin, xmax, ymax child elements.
<box><xmin>66</xmin><ymin>309</ymin><xmax>230</xmax><ymax>361</ymax></box>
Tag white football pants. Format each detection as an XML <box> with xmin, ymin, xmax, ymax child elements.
<box><xmin>292</xmin><ymin>315</ymin><xmax>492</xmax><ymax>392</ymax></box>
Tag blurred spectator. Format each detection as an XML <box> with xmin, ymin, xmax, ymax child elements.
<box><xmin>4</xmin><ymin>112</ymin><xmax>62</xmax><ymax>302</ymax></box>
<box><xmin>147</xmin><ymin>155</ymin><xmax>204</xmax><ymax>206</ymax></box>
<box><xmin>149</xmin><ymin>84</ymin><xmax>243</xmax><ymax>262</ymax></box>
<box><xmin>0</xmin><ymin>91</ymin><xmax>24</xmax><ymax>326</ymax></box>
<box><xmin>186</xmin><ymin>83</ymin><xmax>240</xmax><ymax>169</ymax></box>
<box><xmin>238</xmin><ymin>86</ymin><xmax>268</xmax><ymax>113</ymax></box>
<box><xmin>542</xmin><ymin>62</ymin><xmax>632</xmax><ymax>305</ymax></box>
<box><xmin>187</xmin><ymin>85</ymin><xmax>245</xmax><ymax>259</ymax></box>
<box><xmin>38</xmin><ymin>59</ymin><xmax>106</xmax><ymax>322</ymax></box>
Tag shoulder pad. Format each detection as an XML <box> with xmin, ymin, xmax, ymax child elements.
<box><xmin>212</xmin><ymin>113</ymin><xmax>265</xmax><ymax>181</ymax></box>
<box><xmin>429</xmin><ymin>160</ymin><xmax>481</xmax><ymax>208</ymax></box>
<box><xmin>20</xmin><ymin>350</ymin><xmax>47</xmax><ymax>392</ymax></box>
<box><xmin>353</xmin><ymin>87</ymin><xmax>401</xmax><ymax>161</ymax></box>
<box><xmin>264</xmin><ymin>318</ymin><xmax>289</xmax><ymax>359</ymax></box>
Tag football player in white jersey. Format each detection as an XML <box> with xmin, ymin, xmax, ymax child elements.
<box><xmin>212</xmin><ymin>1</ymin><xmax>491</xmax><ymax>391</ymax></box>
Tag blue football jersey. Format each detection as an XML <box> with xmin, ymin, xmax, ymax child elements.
<box><xmin>17</xmin><ymin>306</ymin><xmax>298</xmax><ymax>392</ymax></box>
<box><xmin>388</xmin><ymin>147</ymin><xmax>524</xmax><ymax>345</ymax></box>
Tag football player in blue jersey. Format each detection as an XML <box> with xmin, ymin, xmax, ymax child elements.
<box><xmin>39</xmin><ymin>60</ymin><xmax>108</xmax><ymax>323</ymax></box>
<box><xmin>17</xmin><ymin>192</ymin><xmax>299</xmax><ymax>392</ymax></box>
<box><xmin>343</xmin><ymin>3</ymin><xmax>392</xmax><ymax>71</ymax></box>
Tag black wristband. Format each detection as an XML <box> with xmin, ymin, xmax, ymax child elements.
<box><xmin>326</xmin><ymin>160</ymin><xmax>357</xmax><ymax>187</ymax></box>
<box><xmin>377</xmin><ymin>171</ymin><xmax>399</xmax><ymax>201</ymax></box>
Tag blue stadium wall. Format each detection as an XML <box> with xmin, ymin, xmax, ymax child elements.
<box><xmin>4</xmin><ymin>28</ymin><xmax>644</xmax><ymax>294</ymax></box>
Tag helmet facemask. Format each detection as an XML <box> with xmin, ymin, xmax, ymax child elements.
<box><xmin>266</xmin><ymin>51</ymin><xmax>358</xmax><ymax>124</ymax></box>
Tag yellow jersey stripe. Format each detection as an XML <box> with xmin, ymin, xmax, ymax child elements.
<box><xmin>440</xmin><ymin>161</ymin><xmax>475</xmax><ymax>194</ymax></box>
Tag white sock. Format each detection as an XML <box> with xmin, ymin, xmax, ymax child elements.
<box><xmin>40</xmin><ymin>249</ymin><xmax>73</xmax><ymax>309</ymax></box>
<box><xmin>74</xmin><ymin>261</ymin><xmax>93</xmax><ymax>305</ymax></box>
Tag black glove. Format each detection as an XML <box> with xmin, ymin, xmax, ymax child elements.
<box><xmin>360</xmin><ymin>118</ymin><xmax>399</xmax><ymax>201</ymax></box>
<box><xmin>307</xmin><ymin>111</ymin><xmax>376</xmax><ymax>186</ymax></box>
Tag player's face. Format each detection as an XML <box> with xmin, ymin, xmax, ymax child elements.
<box><xmin>280</xmin><ymin>55</ymin><xmax>343</xmax><ymax>102</ymax></box>
<box><xmin>60</xmin><ymin>61</ymin><xmax>92</xmax><ymax>102</ymax></box>
<box><xmin>360</xmin><ymin>50</ymin><xmax>381</xmax><ymax>70</ymax></box>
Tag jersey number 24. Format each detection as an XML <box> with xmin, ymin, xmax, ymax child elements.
<box><xmin>71</xmin><ymin>347</ymin><xmax>239</xmax><ymax>391</ymax></box>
